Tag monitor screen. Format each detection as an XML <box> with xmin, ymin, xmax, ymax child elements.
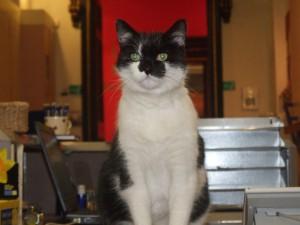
<box><xmin>35</xmin><ymin>122</ymin><xmax>77</xmax><ymax>214</ymax></box>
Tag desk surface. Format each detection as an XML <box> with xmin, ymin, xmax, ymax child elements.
<box><xmin>17</xmin><ymin>134</ymin><xmax>111</xmax><ymax>152</ymax></box>
<box><xmin>61</xmin><ymin>141</ymin><xmax>110</xmax><ymax>152</ymax></box>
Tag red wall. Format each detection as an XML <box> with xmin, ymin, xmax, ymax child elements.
<box><xmin>98</xmin><ymin>0</ymin><xmax>208</xmax><ymax>142</ymax></box>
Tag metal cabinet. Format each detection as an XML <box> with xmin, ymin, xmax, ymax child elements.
<box><xmin>199</xmin><ymin>117</ymin><xmax>298</xmax><ymax>208</ymax></box>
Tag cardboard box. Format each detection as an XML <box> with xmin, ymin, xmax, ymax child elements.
<box><xmin>0</xmin><ymin>130</ymin><xmax>18</xmax><ymax>199</ymax></box>
<box><xmin>0</xmin><ymin>164</ymin><xmax>18</xmax><ymax>199</ymax></box>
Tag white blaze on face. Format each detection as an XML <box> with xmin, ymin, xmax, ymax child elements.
<box><xmin>118</xmin><ymin>62</ymin><xmax>186</xmax><ymax>95</ymax></box>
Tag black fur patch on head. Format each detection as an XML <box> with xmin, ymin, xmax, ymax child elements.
<box><xmin>97</xmin><ymin>134</ymin><xmax>133</xmax><ymax>224</ymax></box>
<box><xmin>116</xmin><ymin>19</ymin><xmax>186</xmax><ymax>78</ymax></box>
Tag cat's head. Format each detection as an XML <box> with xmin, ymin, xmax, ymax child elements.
<box><xmin>116</xmin><ymin>19</ymin><xmax>187</xmax><ymax>95</ymax></box>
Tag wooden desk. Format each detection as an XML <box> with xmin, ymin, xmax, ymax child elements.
<box><xmin>60</xmin><ymin>141</ymin><xmax>110</xmax><ymax>152</ymax></box>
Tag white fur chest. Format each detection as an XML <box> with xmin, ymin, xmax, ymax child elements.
<box><xmin>118</xmin><ymin>88</ymin><xmax>198</xmax><ymax>145</ymax></box>
<box><xmin>117</xmin><ymin>88</ymin><xmax>201</xmax><ymax>221</ymax></box>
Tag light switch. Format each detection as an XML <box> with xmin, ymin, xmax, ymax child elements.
<box><xmin>242</xmin><ymin>87</ymin><xmax>258</xmax><ymax>110</ymax></box>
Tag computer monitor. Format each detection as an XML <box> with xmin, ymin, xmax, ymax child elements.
<box><xmin>35</xmin><ymin>122</ymin><xmax>77</xmax><ymax>214</ymax></box>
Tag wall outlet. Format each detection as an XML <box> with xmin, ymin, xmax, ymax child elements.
<box><xmin>242</xmin><ymin>87</ymin><xmax>259</xmax><ymax>110</ymax></box>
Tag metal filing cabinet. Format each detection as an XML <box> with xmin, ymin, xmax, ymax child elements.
<box><xmin>198</xmin><ymin>117</ymin><xmax>298</xmax><ymax>210</ymax></box>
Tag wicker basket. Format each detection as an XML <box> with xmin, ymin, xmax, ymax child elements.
<box><xmin>0</xmin><ymin>102</ymin><xmax>29</xmax><ymax>139</ymax></box>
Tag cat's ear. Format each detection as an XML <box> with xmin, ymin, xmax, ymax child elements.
<box><xmin>165</xmin><ymin>20</ymin><xmax>186</xmax><ymax>46</ymax></box>
<box><xmin>116</xmin><ymin>19</ymin><xmax>137</xmax><ymax>45</ymax></box>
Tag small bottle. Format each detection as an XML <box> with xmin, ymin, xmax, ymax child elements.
<box><xmin>43</xmin><ymin>104</ymin><xmax>51</xmax><ymax>117</ymax></box>
<box><xmin>77</xmin><ymin>184</ymin><xmax>87</xmax><ymax>209</ymax></box>
<box><xmin>86</xmin><ymin>190</ymin><xmax>96</xmax><ymax>211</ymax></box>
<box><xmin>62</xmin><ymin>104</ymin><xmax>70</xmax><ymax>117</ymax></box>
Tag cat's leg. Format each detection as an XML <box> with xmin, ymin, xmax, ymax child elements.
<box><xmin>168</xmin><ymin>165</ymin><xmax>198</xmax><ymax>225</ymax></box>
<box><xmin>120</xmin><ymin>167</ymin><xmax>152</xmax><ymax>225</ymax></box>
<box><xmin>154</xmin><ymin>216</ymin><xmax>169</xmax><ymax>225</ymax></box>
<box><xmin>168</xmin><ymin>151</ymin><xmax>208</xmax><ymax>225</ymax></box>
<box><xmin>189</xmin><ymin>178</ymin><xmax>210</xmax><ymax>225</ymax></box>
<box><xmin>190</xmin><ymin>214</ymin><xmax>208</xmax><ymax>225</ymax></box>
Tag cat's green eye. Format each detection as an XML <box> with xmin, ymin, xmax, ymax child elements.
<box><xmin>130</xmin><ymin>53</ymin><xmax>141</xmax><ymax>62</ymax></box>
<box><xmin>157</xmin><ymin>53</ymin><xmax>168</xmax><ymax>62</ymax></box>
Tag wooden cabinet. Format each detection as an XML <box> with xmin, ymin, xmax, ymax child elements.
<box><xmin>0</xmin><ymin>6</ymin><xmax>55</xmax><ymax>110</ymax></box>
<box><xmin>0</xmin><ymin>0</ymin><xmax>20</xmax><ymax>102</ymax></box>
<box><xmin>18</xmin><ymin>10</ymin><xmax>55</xmax><ymax>110</ymax></box>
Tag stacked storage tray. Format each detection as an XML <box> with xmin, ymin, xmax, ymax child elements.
<box><xmin>198</xmin><ymin>117</ymin><xmax>298</xmax><ymax>208</ymax></box>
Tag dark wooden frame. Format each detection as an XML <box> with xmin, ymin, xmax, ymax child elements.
<box><xmin>206</xmin><ymin>0</ymin><xmax>224</xmax><ymax>117</ymax></box>
<box><xmin>81</xmin><ymin>0</ymin><xmax>103</xmax><ymax>141</ymax></box>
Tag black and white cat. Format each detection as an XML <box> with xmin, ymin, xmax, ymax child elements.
<box><xmin>98</xmin><ymin>19</ymin><xmax>209</xmax><ymax>225</ymax></box>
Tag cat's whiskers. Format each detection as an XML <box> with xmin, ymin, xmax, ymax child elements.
<box><xmin>99</xmin><ymin>78</ymin><xmax>124</xmax><ymax>103</ymax></box>
<box><xmin>98</xmin><ymin>81</ymin><xmax>122</xmax><ymax>104</ymax></box>
<box><xmin>163</xmin><ymin>74</ymin><xmax>184</xmax><ymax>91</ymax></box>
<box><xmin>165</xmin><ymin>74</ymin><xmax>202</xmax><ymax>95</ymax></box>
<box><xmin>108</xmin><ymin>81</ymin><xmax>124</xmax><ymax>104</ymax></box>
<box><xmin>185</xmin><ymin>76</ymin><xmax>204</xmax><ymax>95</ymax></box>
<box><xmin>101</xmin><ymin>79</ymin><xmax>122</xmax><ymax>95</ymax></box>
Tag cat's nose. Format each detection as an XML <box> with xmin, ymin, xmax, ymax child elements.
<box><xmin>144</xmin><ymin>67</ymin><xmax>152</xmax><ymax>75</ymax></box>
<box><xmin>138</xmin><ymin>63</ymin><xmax>152</xmax><ymax>75</ymax></box>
